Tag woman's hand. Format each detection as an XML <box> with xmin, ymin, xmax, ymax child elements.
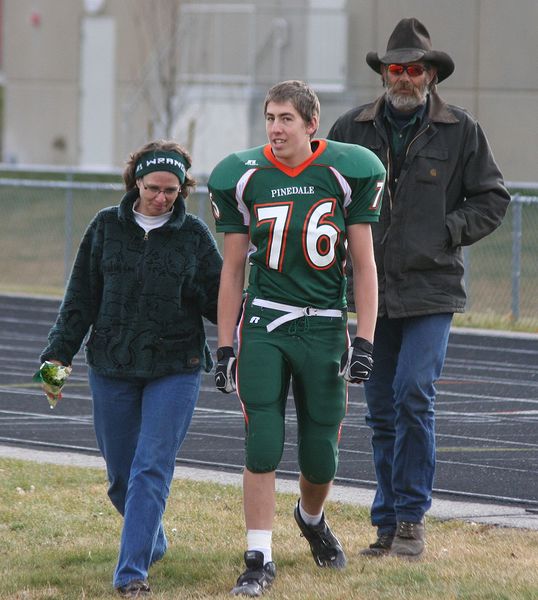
<box><xmin>33</xmin><ymin>360</ymin><xmax>72</xmax><ymax>408</ymax></box>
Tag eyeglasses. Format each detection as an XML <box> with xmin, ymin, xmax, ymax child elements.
<box><xmin>387</xmin><ymin>63</ymin><xmax>427</xmax><ymax>77</ymax></box>
<box><xmin>142</xmin><ymin>179</ymin><xmax>180</xmax><ymax>199</ymax></box>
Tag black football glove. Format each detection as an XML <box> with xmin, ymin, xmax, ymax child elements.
<box><xmin>215</xmin><ymin>346</ymin><xmax>237</xmax><ymax>393</ymax></box>
<box><xmin>339</xmin><ymin>337</ymin><xmax>374</xmax><ymax>384</ymax></box>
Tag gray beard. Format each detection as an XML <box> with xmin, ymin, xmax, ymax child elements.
<box><xmin>386</xmin><ymin>88</ymin><xmax>428</xmax><ymax>111</ymax></box>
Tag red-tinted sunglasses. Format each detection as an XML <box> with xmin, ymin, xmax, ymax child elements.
<box><xmin>387</xmin><ymin>63</ymin><xmax>426</xmax><ymax>77</ymax></box>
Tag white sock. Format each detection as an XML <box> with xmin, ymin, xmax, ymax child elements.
<box><xmin>299</xmin><ymin>502</ymin><xmax>323</xmax><ymax>526</ymax></box>
<box><xmin>247</xmin><ymin>529</ymin><xmax>272</xmax><ymax>564</ymax></box>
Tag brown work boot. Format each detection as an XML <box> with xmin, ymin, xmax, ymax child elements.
<box><xmin>389</xmin><ymin>520</ymin><xmax>425</xmax><ymax>560</ymax></box>
<box><xmin>359</xmin><ymin>531</ymin><xmax>395</xmax><ymax>557</ymax></box>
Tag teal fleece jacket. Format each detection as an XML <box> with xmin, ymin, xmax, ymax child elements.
<box><xmin>40</xmin><ymin>189</ymin><xmax>222</xmax><ymax>378</ymax></box>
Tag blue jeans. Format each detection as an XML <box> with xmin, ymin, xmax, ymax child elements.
<box><xmin>89</xmin><ymin>369</ymin><xmax>201</xmax><ymax>588</ymax></box>
<box><xmin>363</xmin><ymin>314</ymin><xmax>452</xmax><ymax>532</ymax></box>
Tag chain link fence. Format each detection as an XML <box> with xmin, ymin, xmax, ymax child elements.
<box><xmin>460</xmin><ymin>191</ymin><xmax>538</xmax><ymax>331</ymax></box>
<box><xmin>1</xmin><ymin>170</ymin><xmax>537</xmax><ymax>332</ymax></box>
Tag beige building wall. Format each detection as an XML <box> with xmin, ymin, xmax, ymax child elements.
<box><xmin>3</xmin><ymin>0</ymin><xmax>81</xmax><ymax>165</ymax></box>
<box><xmin>2</xmin><ymin>0</ymin><xmax>537</xmax><ymax>181</ymax></box>
<box><xmin>325</xmin><ymin>0</ymin><xmax>538</xmax><ymax>183</ymax></box>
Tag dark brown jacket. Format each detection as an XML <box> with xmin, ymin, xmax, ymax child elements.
<box><xmin>328</xmin><ymin>90</ymin><xmax>511</xmax><ymax>317</ymax></box>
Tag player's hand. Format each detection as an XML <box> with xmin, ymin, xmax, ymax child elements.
<box><xmin>215</xmin><ymin>346</ymin><xmax>237</xmax><ymax>393</ymax></box>
<box><xmin>339</xmin><ymin>337</ymin><xmax>374</xmax><ymax>384</ymax></box>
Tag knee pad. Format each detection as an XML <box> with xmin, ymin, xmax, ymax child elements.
<box><xmin>245</xmin><ymin>442</ymin><xmax>283</xmax><ymax>473</ymax></box>
<box><xmin>244</xmin><ymin>416</ymin><xmax>285</xmax><ymax>473</ymax></box>
<box><xmin>298</xmin><ymin>436</ymin><xmax>338</xmax><ymax>484</ymax></box>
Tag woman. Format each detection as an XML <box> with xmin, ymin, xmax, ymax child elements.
<box><xmin>39</xmin><ymin>140</ymin><xmax>222</xmax><ymax>596</ymax></box>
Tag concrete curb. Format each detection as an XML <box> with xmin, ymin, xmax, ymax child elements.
<box><xmin>2</xmin><ymin>445</ymin><xmax>537</xmax><ymax>531</ymax></box>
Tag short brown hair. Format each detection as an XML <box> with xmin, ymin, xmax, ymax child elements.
<box><xmin>123</xmin><ymin>139</ymin><xmax>196</xmax><ymax>198</ymax></box>
<box><xmin>263</xmin><ymin>80</ymin><xmax>320</xmax><ymax>130</ymax></box>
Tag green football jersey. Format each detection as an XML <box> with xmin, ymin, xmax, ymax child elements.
<box><xmin>209</xmin><ymin>139</ymin><xmax>385</xmax><ymax>309</ymax></box>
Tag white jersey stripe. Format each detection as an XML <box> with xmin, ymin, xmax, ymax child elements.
<box><xmin>329</xmin><ymin>166</ymin><xmax>352</xmax><ymax>208</ymax></box>
<box><xmin>235</xmin><ymin>168</ymin><xmax>257</xmax><ymax>226</ymax></box>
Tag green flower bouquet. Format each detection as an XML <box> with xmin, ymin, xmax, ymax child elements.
<box><xmin>33</xmin><ymin>361</ymin><xmax>72</xmax><ymax>408</ymax></box>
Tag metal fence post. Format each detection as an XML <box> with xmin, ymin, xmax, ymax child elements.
<box><xmin>1</xmin><ymin>171</ymin><xmax>537</xmax><ymax>328</ymax></box>
<box><xmin>64</xmin><ymin>173</ymin><xmax>74</xmax><ymax>286</ymax></box>
<box><xmin>511</xmin><ymin>195</ymin><xmax>522</xmax><ymax>322</ymax></box>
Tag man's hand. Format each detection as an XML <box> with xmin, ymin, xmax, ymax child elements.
<box><xmin>215</xmin><ymin>346</ymin><xmax>237</xmax><ymax>393</ymax></box>
<box><xmin>339</xmin><ymin>337</ymin><xmax>374</xmax><ymax>384</ymax></box>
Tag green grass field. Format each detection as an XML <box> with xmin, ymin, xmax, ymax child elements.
<box><xmin>2</xmin><ymin>186</ymin><xmax>120</xmax><ymax>294</ymax></box>
<box><xmin>1</xmin><ymin>184</ymin><xmax>215</xmax><ymax>296</ymax></box>
<box><xmin>1</xmin><ymin>458</ymin><xmax>538</xmax><ymax>599</ymax></box>
<box><xmin>2</xmin><ymin>182</ymin><xmax>538</xmax><ymax>331</ymax></box>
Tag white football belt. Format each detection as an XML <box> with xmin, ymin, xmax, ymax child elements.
<box><xmin>252</xmin><ymin>298</ymin><xmax>343</xmax><ymax>332</ymax></box>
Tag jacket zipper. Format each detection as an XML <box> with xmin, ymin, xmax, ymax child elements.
<box><xmin>385</xmin><ymin>145</ymin><xmax>393</xmax><ymax>211</ymax></box>
<box><xmin>375</xmin><ymin>120</ymin><xmax>430</xmax><ymax>245</ymax></box>
<box><xmin>374</xmin><ymin>121</ymin><xmax>394</xmax><ymax>212</ymax></box>
<box><xmin>138</xmin><ymin>230</ymin><xmax>149</xmax><ymax>282</ymax></box>
<box><xmin>405</xmin><ymin>123</ymin><xmax>430</xmax><ymax>160</ymax></box>
<box><xmin>374</xmin><ymin>120</ymin><xmax>393</xmax><ymax>245</ymax></box>
<box><xmin>388</xmin><ymin>122</ymin><xmax>432</xmax><ymax>206</ymax></box>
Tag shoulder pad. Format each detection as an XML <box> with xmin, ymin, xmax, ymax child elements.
<box><xmin>209</xmin><ymin>145</ymin><xmax>267</xmax><ymax>190</ymax></box>
<box><xmin>322</xmin><ymin>139</ymin><xmax>385</xmax><ymax>180</ymax></box>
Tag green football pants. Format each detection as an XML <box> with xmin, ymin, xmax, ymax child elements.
<box><xmin>236</xmin><ymin>297</ymin><xmax>348</xmax><ymax>484</ymax></box>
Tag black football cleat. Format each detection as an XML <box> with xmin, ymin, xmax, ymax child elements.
<box><xmin>230</xmin><ymin>550</ymin><xmax>276</xmax><ymax>597</ymax></box>
<box><xmin>293</xmin><ymin>500</ymin><xmax>347</xmax><ymax>569</ymax></box>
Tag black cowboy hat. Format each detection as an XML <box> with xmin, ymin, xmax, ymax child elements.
<box><xmin>366</xmin><ymin>18</ymin><xmax>454</xmax><ymax>83</ymax></box>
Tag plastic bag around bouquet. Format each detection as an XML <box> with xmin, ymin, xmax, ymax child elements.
<box><xmin>32</xmin><ymin>361</ymin><xmax>72</xmax><ymax>409</ymax></box>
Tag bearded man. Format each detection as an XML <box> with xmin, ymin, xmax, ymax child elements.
<box><xmin>328</xmin><ymin>18</ymin><xmax>510</xmax><ymax>560</ymax></box>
